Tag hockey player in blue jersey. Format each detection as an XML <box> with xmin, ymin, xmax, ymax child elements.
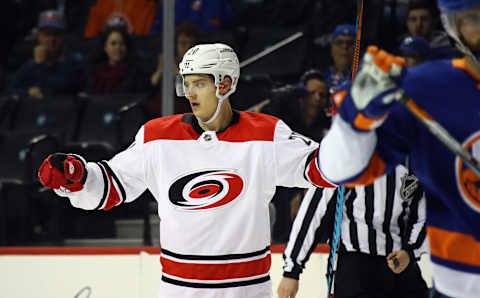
<box><xmin>318</xmin><ymin>0</ymin><xmax>480</xmax><ymax>297</ymax></box>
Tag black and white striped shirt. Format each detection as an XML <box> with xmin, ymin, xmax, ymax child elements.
<box><xmin>283</xmin><ymin>165</ymin><xmax>428</xmax><ymax>279</ymax></box>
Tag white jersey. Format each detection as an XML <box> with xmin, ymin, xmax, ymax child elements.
<box><xmin>58</xmin><ymin>111</ymin><xmax>334</xmax><ymax>298</ymax></box>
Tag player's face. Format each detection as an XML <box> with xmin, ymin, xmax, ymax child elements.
<box><xmin>457</xmin><ymin>8</ymin><xmax>480</xmax><ymax>53</ymax></box>
<box><xmin>183</xmin><ymin>74</ymin><xmax>218</xmax><ymax>121</ymax></box>
<box><xmin>407</xmin><ymin>9</ymin><xmax>433</xmax><ymax>38</ymax></box>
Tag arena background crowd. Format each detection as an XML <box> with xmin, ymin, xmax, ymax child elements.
<box><xmin>0</xmin><ymin>0</ymin><xmax>458</xmax><ymax>247</ymax></box>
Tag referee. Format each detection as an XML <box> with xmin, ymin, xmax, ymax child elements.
<box><xmin>278</xmin><ymin>164</ymin><xmax>429</xmax><ymax>298</ymax></box>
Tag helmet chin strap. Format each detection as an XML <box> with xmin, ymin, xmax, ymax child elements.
<box><xmin>198</xmin><ymin>94</ymin><xmax>226</xmax><ymax>125</ymax></box>
<box><xmin>196</xmin><ymin>84</ymin><xmax>231</xmax><ymax>125</ymax></box>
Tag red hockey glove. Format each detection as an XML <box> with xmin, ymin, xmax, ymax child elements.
<box><xmin>38</xmin><ymin>153</ymin><xmax>87</xmax><ymax>192</ymax></box>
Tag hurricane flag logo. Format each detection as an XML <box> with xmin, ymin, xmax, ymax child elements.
<box><xmin>456</xmin><ymin>131</ymin><xmax>480</xmax><ymax>213</ymax></box>
<box><xmin>168</xmin><ymin>170</ymin><xmax>244</xmax><ymax>210</ymax></box>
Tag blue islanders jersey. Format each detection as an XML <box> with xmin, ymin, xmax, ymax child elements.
<box><xmin>320</xmin><ymin>57</ymin><xmax>480</xmax><ymax>297</ymax></box>
<box><xmin>364</xmin><ymin>58</ymin><xmax>480</xmax><ymax>297</ymax></box>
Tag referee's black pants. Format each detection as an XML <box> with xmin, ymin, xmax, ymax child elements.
<box><xmin>334</xmin><ymin>251</ymin><xmax>428</xmax><ymax>298</ymax></box>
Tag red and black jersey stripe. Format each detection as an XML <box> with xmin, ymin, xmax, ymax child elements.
<box><xmin>160</xmin><ymin>246</ymin><xmax>271</xmax><ymax>288</ymax></box>
<box><xmin>94</xmin><ymin>161</ymin><xmax>126</xmax><ymax>210</ymax></box>
<box><xmin>305</xmin><ymin>148</ymin><xmax>336</xmax><ymax>188</ymax></box>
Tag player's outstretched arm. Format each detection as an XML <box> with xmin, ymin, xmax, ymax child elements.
<box><xmin>319</xmin><ymin>46</ymin><xmax>405</xmax><ymax>185</ymax></box>
<box><xmin>38</xmin><ymin>126</ymin><xmax>148</xmax><ymax>211</ymax></box>
<box><xmin>273</xmin><ymin>120</ymin><xmax>336</xmax><ymax>189</ymax></box>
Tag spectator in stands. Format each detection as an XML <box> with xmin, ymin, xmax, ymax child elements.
<box><xmin>323</xmin><ymin>24</ymin><xmax>355</xmax><ymax>93</ymax></box>
<box><xmin>150</xmin><ymin>0</ymin><xmax>232</xmax><ymax>33</ymax></box>
<box><xmin>399</xmin><ymin>35</ymin><xmax>431</xmax><ymax>67</ymax></box>
<box><xmin>86</xmin><ymin>26</ymin><xmax>149</xmax><ymax>95</ymax></box>
<box><xmin>262</xmin><ymin>70</ymin><xmax>331</xmax><ymax>143</ymax></box>
<box><xmin>260</xmin><ymin>70</ymin><xmax>332</xmax><ymax>243</ymax></box>
<box><xmin>148</xmin><ymin>22</ymin><xmax>203</xmax><ymax>117</ymax></box>
<box><xmin>9</xmin><ymin>10</ymin><xmax>86</xmax><ymax>99</ymax></box>
<box><xmin>404</xmin><ymin>0</ymin><xmax>457</xmax><ymax>59</ymax></box>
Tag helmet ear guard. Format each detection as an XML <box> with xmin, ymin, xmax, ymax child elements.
<box><xmin>175</xmin><ymin>74</ymin><xmax>186</xmax><ymax>97</ymax></box>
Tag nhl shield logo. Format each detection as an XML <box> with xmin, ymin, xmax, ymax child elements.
<box><xmin>400</xmin><ymin>174</ymin><xmax>419</xmax><ymax>201</ymax></box>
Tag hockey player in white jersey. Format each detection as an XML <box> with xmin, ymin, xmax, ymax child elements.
<box><xmin>37</xmin><ymin>43</ymin><xmax>335</xmax><ymax>298</ymax></box>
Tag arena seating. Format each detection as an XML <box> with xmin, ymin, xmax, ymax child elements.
<box><xmin>0</xmin><ymin>93</ymin><xmax>152</xmax><ymax>245</ymax></box>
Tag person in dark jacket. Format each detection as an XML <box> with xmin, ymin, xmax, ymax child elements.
<box><xmin>9</xmin><ymin>10</ymin><xmax>86</xmax><ymax>98</ymax></box>
<box><xmin>261</xmin><ymin>69</ymin><xmax>331</xmax><ymax>143</ymax></box>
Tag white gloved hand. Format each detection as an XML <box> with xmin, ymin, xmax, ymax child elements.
<box><xmin>351</xmin><ymin>46</ymin><xmax>405</xmax><ymax>112</ymax></box>
<box><xmin>333</xmin><ymin>46</ymin><xmax>406</xmax><ymax>131</ymax></box>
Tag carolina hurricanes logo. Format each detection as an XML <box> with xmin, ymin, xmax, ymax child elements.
<box><xmin>456</xmin><ymin>132</ymin><xmax>480</xmax><ymax>213</ymax></box>
<box><xmin>168</xmin><ymin>170</ymin><xmax>244</xmax><ymax>211</ymax></box>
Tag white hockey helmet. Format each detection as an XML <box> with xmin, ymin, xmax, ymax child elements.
<box><xmin>176</xmin><ymin>43</ymin><xmax>240</xmax><ymax>99</ymax></box>
<box><xmin>176</xmin><ymin>43</ymin><xmax>240</xmax><ymax>124</ymax></box>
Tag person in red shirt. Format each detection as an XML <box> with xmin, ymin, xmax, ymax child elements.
<box><xmin>86</xmin><ymin>26</ymin><xmax>148</xmax><ymax>95</ymax></box>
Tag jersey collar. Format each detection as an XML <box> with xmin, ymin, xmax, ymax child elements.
<box><xmin>181</xmin><ymin>110</ymin><xmax>241</xmax><ymax>135</ymax></box>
